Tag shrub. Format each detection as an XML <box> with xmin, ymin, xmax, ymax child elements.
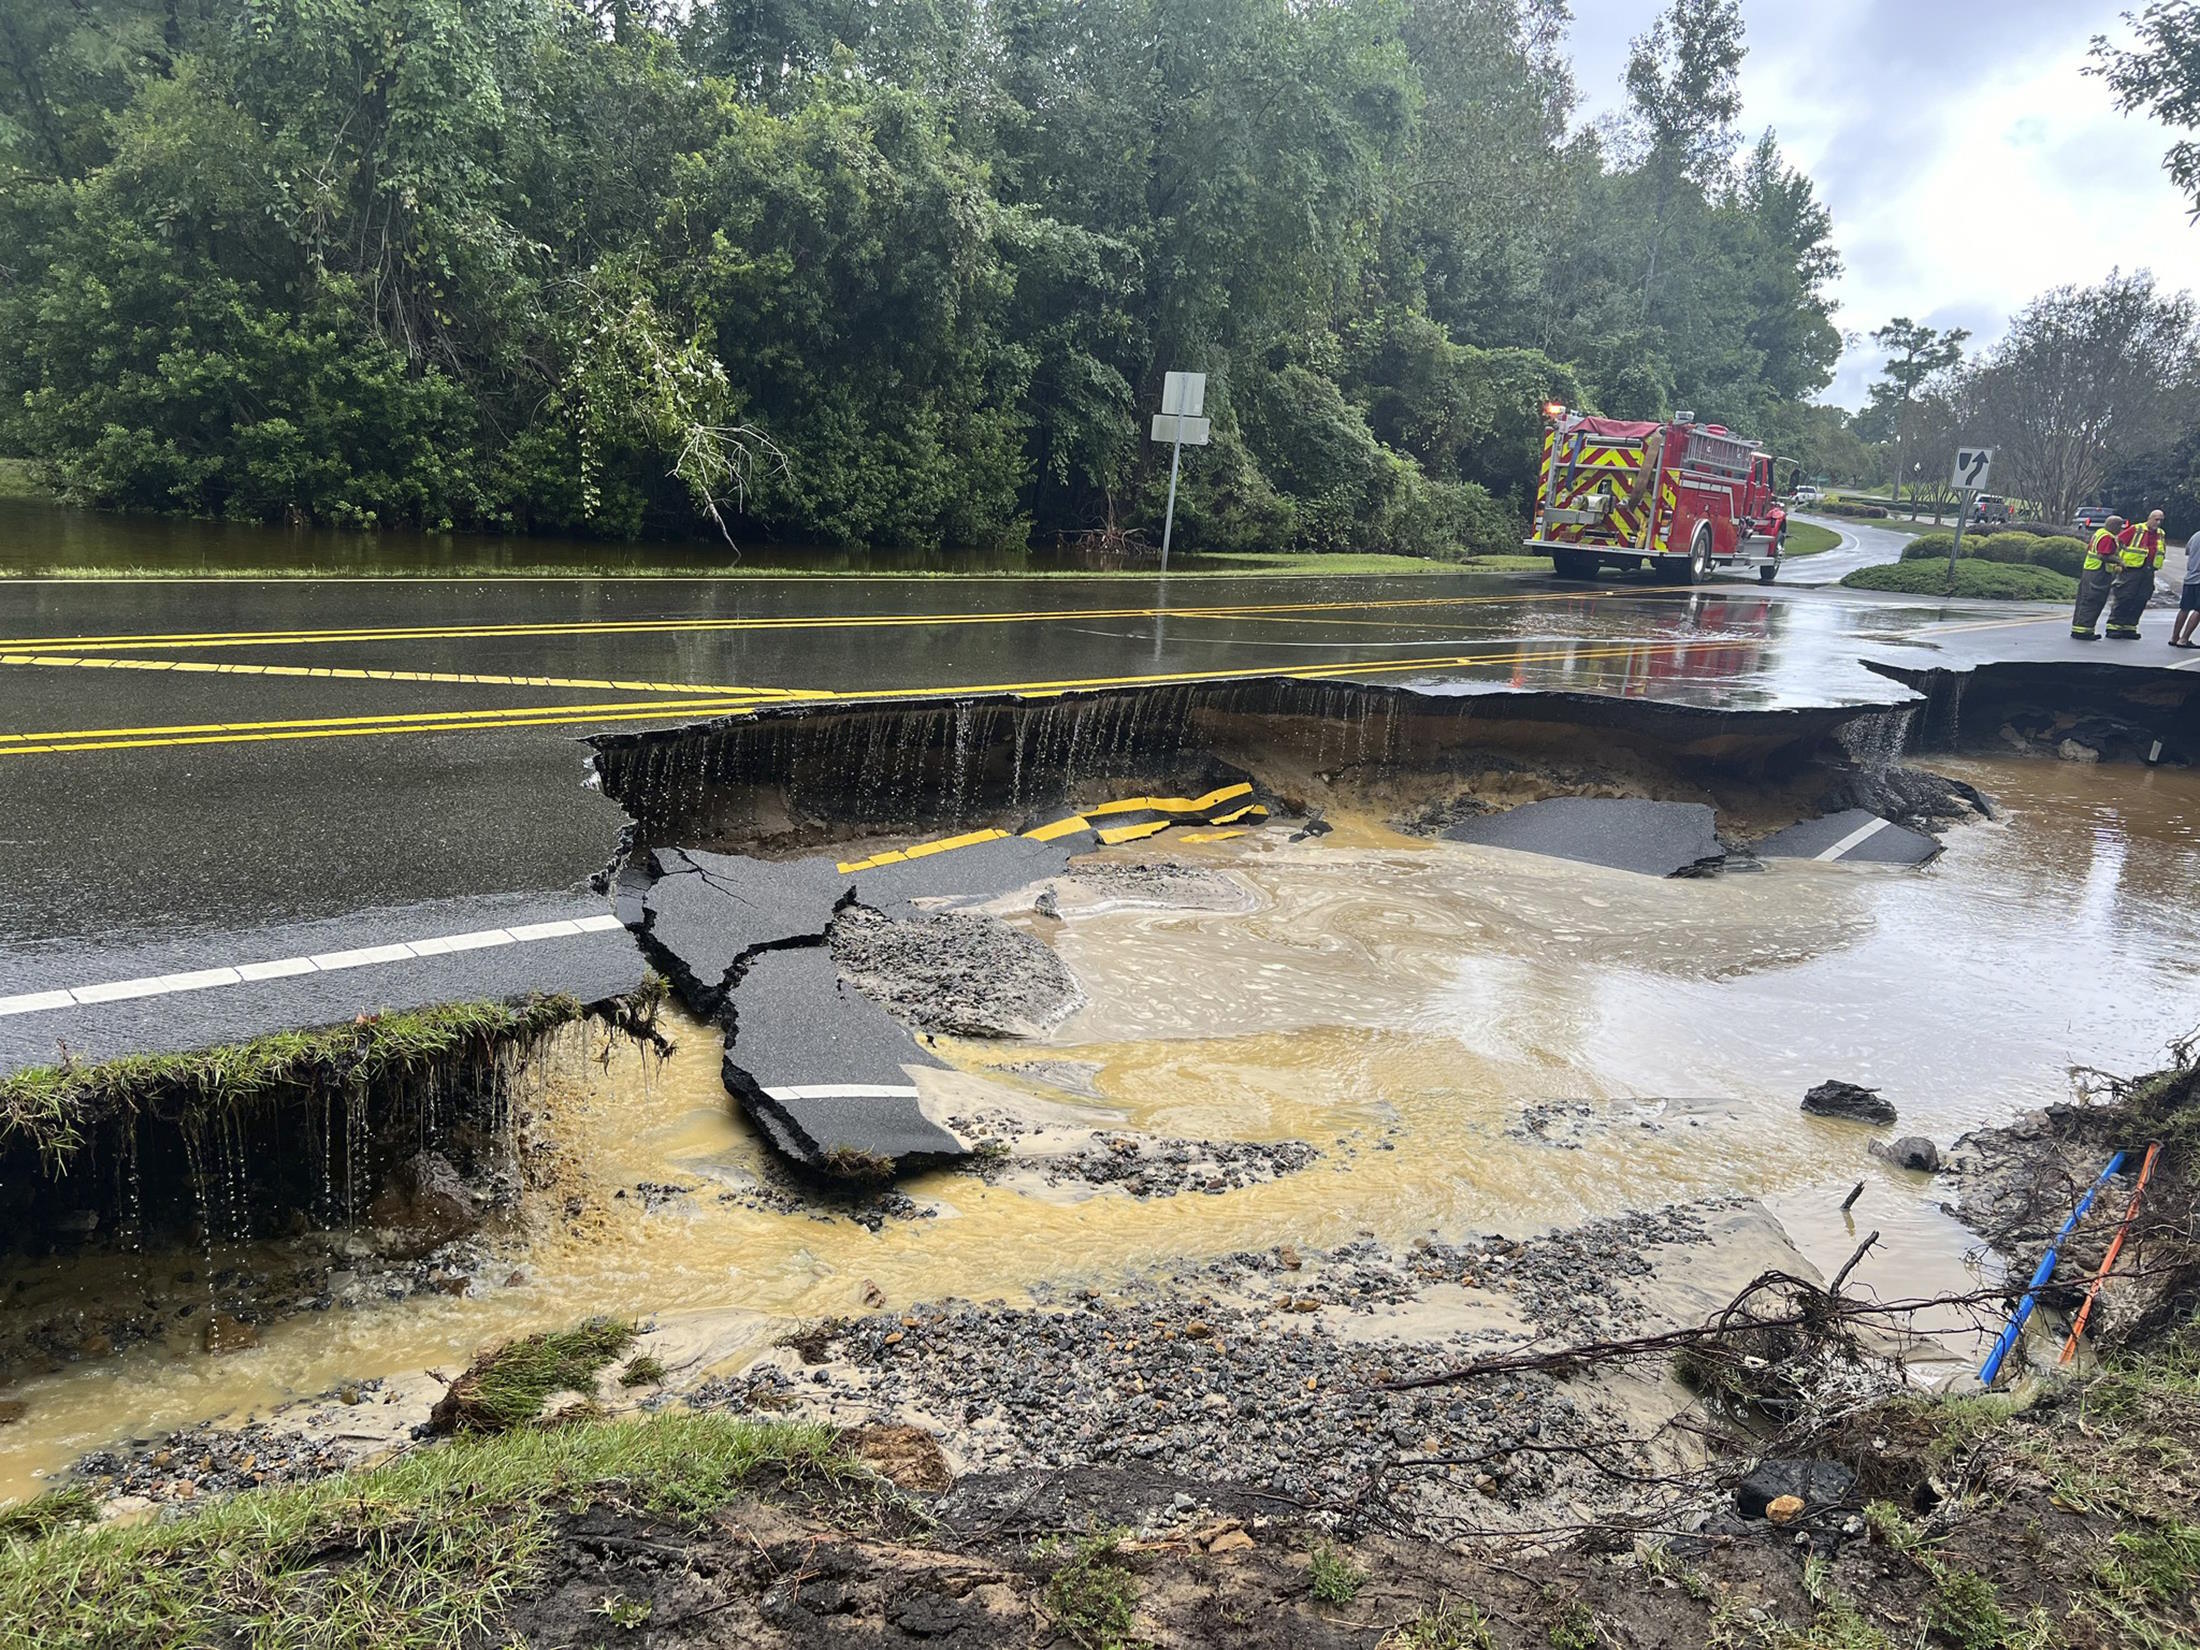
<box><xmin>1971</xmin><ymin>532</ymin><xmax>2037</xmax><ymax>565</ymax></box>
<box><xmin>2028</xmin><ymin>535</ymin><xmax>2089</xmax><ymax>577</ymax></box>
<box><xmin>1841</xmin><ymin>560</ymin><xmax>2079</xmax><ymax>600</ymax></box>
<box><xmin>1901</xmin><ymin>532</ymin><xmax>1959</xmax><ymax>561</ymax></box>
<box><xmin>1820</xmin><ymin>499</ymin><xmax>1889</xmax><ymax>519</ymax></box>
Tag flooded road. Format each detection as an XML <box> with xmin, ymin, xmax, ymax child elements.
<box><xmin>5</xmin><ymin>752</ymin><xmax>2192</xmax><ymax>1499</ymax></box>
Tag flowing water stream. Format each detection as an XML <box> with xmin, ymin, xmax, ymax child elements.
<box><xmin>4</xmin><ymin>753</ymin><xmax>2196</xmax><ymax>1501</ymax></box>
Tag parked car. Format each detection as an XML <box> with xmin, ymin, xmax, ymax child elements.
<box><xmin>2073</xmin><ymin>504</ymin><xmax>2116</xmax><ymax>531</ymax></box>
<box><xmin>1968</xmin><ymin>494</ymin><xmax>2013</xmax><ymax>528</ymax></box>
<box><xmin>1790</xmin><ymin>484</ymin><xmax>1823</xmax><ymax>505</ymax></box>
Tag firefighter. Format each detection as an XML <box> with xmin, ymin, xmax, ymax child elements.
<box><xmin>2071</xmin><ymin>515</ymin><xmax>2126</xmax><ymax>640</ymax></box>
<box><xmin>2105</xmin><ymin>509</ymin><xmax>2169</xmax><ymax>640</ymax></box>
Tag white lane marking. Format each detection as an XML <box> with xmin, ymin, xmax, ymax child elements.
<box><xmin>309</xmin><ymin>942</ymin><xmax>418</xmax><ymax>971</ymax></box>
<box><xmin>235</xmin><ymin>957</ymin><xmax>319</xmax><ymax>982</ymax></box>
<box><xmin>406</xmin><ymin>929</ymin><xmax>516</xmax><ymax>957</ymax></box>
<box><xmin>0</xmin><ymin>990</ymin><xmax>74</xmax><ymax>1015</ymax></box>
<box><xmin>763</xmin><ymin>1084</ymin><xmax>923</xmax><ymax>1101</ymax></box>
<box><xmin>1815</xmin><ymin>817</ymin><xmax>1894</xmax><ymax>861</ymax></box>
<box><xmin>0</xmin><ymin>911</ymin><xmax>629</xmax><ymax>1017</ymax></box>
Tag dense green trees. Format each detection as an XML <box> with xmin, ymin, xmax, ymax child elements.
<box><xmin>0</xmin><ymin>0</ymin><xmax>1843</xmax><ymax>555</ymax></box>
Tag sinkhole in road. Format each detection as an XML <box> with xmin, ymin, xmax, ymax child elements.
<box><xmin>4</xmin><ymin>677</ymin><xmax>2198</xmax><ymax>1505</ymax></box>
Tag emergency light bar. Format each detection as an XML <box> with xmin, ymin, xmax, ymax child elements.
<box><xmin>1542</xmin><ymin>401</ymin><xmax>1567</xmax><ymax>420</ymax></box>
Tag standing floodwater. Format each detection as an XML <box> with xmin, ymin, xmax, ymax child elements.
<box><xmin>1</xmin><ymin>753</ymin><xmax>2195</xmax><ymax>1498</ymax></box>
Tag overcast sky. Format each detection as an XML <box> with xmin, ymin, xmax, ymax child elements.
<box><xmin>1564</xmin><ymin>0</ymin><xmax>2197</xmax><ymax>411</ymax></box>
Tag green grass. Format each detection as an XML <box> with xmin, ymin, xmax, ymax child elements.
<box><xmin>1839</xmin><ymin>559</ymin><xmax>2078</xmax><ymax>600</ymax></box>
<box><xmin>1310</xmin><ymin>1541</ymin><xmax>1367</xmax><ymax>1604</ymax></box>
<box><xmin>0</xmin><ymin>995</ymin><xmax>588</xmax><ymax>1166</ymax></box>
<box><xmin>1040</xmin><ymin>1528</ymin><xmax>1144</xmax><ymax>1649</ymax></box>
<box><xmin>1547</xmin><ymin>1596</ymin><xmax>1601</xmax><ymax>1648</ymax></box>
<box><xmin>1782</xmin><ymin>522</ymin><xmax>1842</xmax><ymax>557</ymax></box>
<box><xmin>0</xmin><ymin>1412</ymin><xmax>842</xmax><ymax>1650</ymax></box>
<box><xmin>618</xmin><ymin>1353</ymin><xmax>669</xmax><ymax>1388</ymax></box>
<box><xmin>430</xmin><ymin>1318</ymin><xmax>638</xmax><ymax>1434</ymax></box>
<box><xmin>0</xmin><ymin>459</ymin><xmax>46</xmax><ymax>502</ymax></box>
<box><xmin>1384</xmin><ymin>1600</ymin><xmax>1495</xmax><ymax>1649</ymax></box>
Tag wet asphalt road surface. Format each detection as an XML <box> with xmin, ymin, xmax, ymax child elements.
<box><xmin>0</xmin><ymin>520</ymin><xmax>2176</xmax><ymax>1070</ymax></box>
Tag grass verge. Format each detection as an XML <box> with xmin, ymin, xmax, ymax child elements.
<box><xmin>429</xmin><ymin>1318</ymin><xmax>637</xmax><ymax>1434</ymax></box>
<box><xmin>1839</xmin><ymin>559</ymin><xmax>2077</xmax><ymax>600</ymax></box>
<box><xmin>0</xmin><ymin>1413</ymin><xmax>841</xmax><ymax>1650</ymax></box>
<box><xmin>0</xmin><ymin>994</ymin><xmax>590</xmax><ymax>1165</ymax></box>
<box><xmin>1782</xmin><ymin>522</ymin><xmax>1842</xmax><ymax>557</ymax></box>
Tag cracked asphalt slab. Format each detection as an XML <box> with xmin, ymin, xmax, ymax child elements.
<box><xmin>1754</xmin><ymin>807</ymin><xmax>1942</xmax><ymax>865</ymax></box>
<box><xmin>0</xmin><ymin>553</ymin><xmax>2181</xmax><ymax>1075</ymax></box>
<box><xmin>1440</xmin><ymin>797</ymin><xmax>1730</xmax><ymax>878</ymax></box>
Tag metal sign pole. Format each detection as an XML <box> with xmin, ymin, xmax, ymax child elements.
<box><xmin>1160</xmin><ymin>429</ymin><xmax>1184</xmax><ymax>575</ymax></box>
<box><xmin>1944</xmin><ymin>448</ymin><xmax>1992</xmax><ymax>583</ymax></box>
<box><xmin>1947</xmin><ymin>490</ymin><xmax>1972</xmax><ymax>580</ymax></box>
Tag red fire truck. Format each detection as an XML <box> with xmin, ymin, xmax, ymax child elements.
<box><xmin>1526</xmin><ymin>405</ymin><xmax>1788</xmax><ymax>585</ymax></box>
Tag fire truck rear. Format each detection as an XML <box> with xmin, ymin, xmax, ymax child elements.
<box><xmin>1526</xmin><ymin>405</ymin><xmax>1788</xmax><ymax>585</ymax></box>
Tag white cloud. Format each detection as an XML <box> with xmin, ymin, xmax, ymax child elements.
<box><xmin>1563</xmin><ymin>0</ymin><xmax>2199</xmax><ymax>409</ymax></box>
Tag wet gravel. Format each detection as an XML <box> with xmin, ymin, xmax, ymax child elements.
<box><xmin>946</xmin><ymin>1110</ymin><xmax>1321</xmax><ymax>1198</ymax></box>
<box><xmin>698</xmin><ymin>1206</ymin><xmax>1727</xmax><ymax>1536</ymax></box>
<box><xmin>74</xmin><ymin>1391</ymin><xmax>390</xmax><ymax>1504</ymax></box>
<box><xmin>832</xmin><ymin>905</ymin><xmax>1083</xmax><ymax>1038</ymax></box>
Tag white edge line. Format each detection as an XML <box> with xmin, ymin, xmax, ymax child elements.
<box><xmin>4</xmin><ymin>912</ymin><xmax>620</xmax><ymax>1015</ymax></box>
<box><xmin>1814</xmin><ymin>816</ymin><xmax>1895</xmax><ymax>861</ymax></box>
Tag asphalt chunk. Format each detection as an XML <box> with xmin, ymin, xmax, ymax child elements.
<box><xmin>722</xmin><ymin>945</ymin><xmax>960</xmax><ymax>1172</ymax></box>
<box><xmin>1441</xmin><ymin>797</ymin><xmax>1727</xmax><ymax>878</ymax></box>
<box><xmin>1754</xmin><ymin>808</ymin><xmax>1940</xmax><ymax>865</ymax></box>
<box><xmin>633</xmin><ymin>848</ymin><xmax>848</xmax><ymax>1012</ymax></box>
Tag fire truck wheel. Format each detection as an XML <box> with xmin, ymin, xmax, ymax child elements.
<box><xmin>1687</xmin><ymin>524</ymin><xmax>1714</xmax><ymax>584</ymax></box>
<box><xmin>1550</xmin><ymin>549</ymin><xmax>1599</xmax><ymax>581</ymax></box>
<box><xmin>1758</xmin><ymin>562</ymin><xmax>1779</xmax><ymax>584</ymax></box>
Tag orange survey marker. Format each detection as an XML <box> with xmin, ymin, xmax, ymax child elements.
<box><xmin>2059</xmin><ymin>1141</ymin><xmax>2162</xmax><ymax>1365</ymax></box>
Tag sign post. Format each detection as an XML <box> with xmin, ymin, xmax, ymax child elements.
<box><xmin>1946</xmin><ymin>446</ymin><xmax>1993</xmax><ymax>579</ymax></box>
<box><xmin>1152</xmin><ymin>372</ymin><xmax>1209</xmax><ymax>572</ymax></box>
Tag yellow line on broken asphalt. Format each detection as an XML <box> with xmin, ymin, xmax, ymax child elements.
<box><xmin>0</xmin><ymin>651</ymin><xmax>783</xmax><ymax>697</ymax></box>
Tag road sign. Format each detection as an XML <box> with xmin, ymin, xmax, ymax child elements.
<box><xmin>1152</xmin><ymin>373</ymin><xmax>1210</xmax><ymax>572</ymax></box>
<box><xmin>1150</xmin><ymin>413</ymin><xmax>1211</xmax><ymax>446</ymax></box>
<box><xmin>1946</xmin><ymin>447</ymin><xmax>1996</xmax><ymax>576</ymax></box>
<box><xmin>1161</xmin><ymin>371</ymin><xmax>1206</xmax><ymax>418</ymax></box>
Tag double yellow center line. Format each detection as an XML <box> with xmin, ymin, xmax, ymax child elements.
<box><xmin>0</xmin><ymin>641</ymin><xmax>1695</xmax><ymax>757</ymax></box>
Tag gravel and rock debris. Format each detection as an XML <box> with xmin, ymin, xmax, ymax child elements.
<box><xmin>694</xmin><ymin>1205</ymin><xmax>1733</xmax><ymax>1537</ymax></box>
<box><xmin>944</xmin><ymin>1108</ymin><xmax>1323</xmax><ymax>1199</ymax></box>
<box><xmin>831</xmin><ymin>904</ymin><xmax>1084</xmax><ymax>1038</ymax></box>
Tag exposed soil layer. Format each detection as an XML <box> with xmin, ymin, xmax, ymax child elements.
<box><xmin>1872</xmin><ymin>657</ymin><xmax>2200</xmax><ymax>764</ymax></box>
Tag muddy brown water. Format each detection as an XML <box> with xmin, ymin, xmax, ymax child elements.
<box><xmin>4</xmin><ymin>753</ymin><xmax>2195</xmax><ymax>1501</ymax></box>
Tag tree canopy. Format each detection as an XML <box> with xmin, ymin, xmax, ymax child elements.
<box><xmin>0</xmin><ymin>0</ymin><xmax>1845</xmax><ymax>555</ymax></box>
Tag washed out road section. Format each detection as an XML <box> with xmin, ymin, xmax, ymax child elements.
<box><xmin>0</xmin><ymin>569</ymin><xmax>2111</xmax><ymax>1010</ymax></box>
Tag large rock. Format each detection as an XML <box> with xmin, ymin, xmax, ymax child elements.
<box><xmin>1871</xmin><ymin>1135</ymin><xmax>1941</xmax><ymax>1173</ymax></box>
<box><xmin>1801</xmin><ymin>1081</ymin><xmax>1896</xmax><ymax>1125</ymax></box>
<box><xmin>1736</xmin><ymin>1459</ymin><xmax>1856</xmax><ymax>1521</ymax></box>
<box><xmin>367</xmin><ymin>1150</ymin><xmax>479</xmax><ymax>1258</ymax></box>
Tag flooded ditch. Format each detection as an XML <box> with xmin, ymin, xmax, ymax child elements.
<box><xmin>6</xmin><ymin>676</ymin><xmax>2199</xmax><ymax>1514</ymax></box>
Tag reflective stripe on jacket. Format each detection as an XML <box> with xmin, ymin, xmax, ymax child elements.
<box><xmin>2118</xmin><ymin>524</ymin><xmax>2166</xmax><ymax>569</ymax></box>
